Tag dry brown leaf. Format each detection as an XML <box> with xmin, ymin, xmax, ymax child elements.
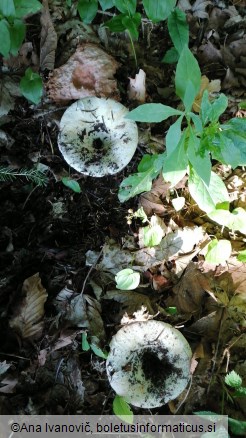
<box><xmin>193</xmin><ymin>75</ymin><xmax>221</xmax><ymax>113</ymax></box>
<box><xmin>127</xmin><ymin>69</ymin><xmax>146</xmax><ymax>103</ymax></box>
<box><xmin>166</xmin><ymin>262</ymin><xmax>210</xmax><ymax>315</ymax></box>
<box><xmin>3</xmin><ymin>42</ymin><xmax>39</xmax><ymax>70</ymax></box>
<box><xmin>47</xmin><ymin>43</ymin><xmax>119</xmax><ymax>103</ymax></box>
<box><xmin>103</xmin><ymin>290</ymin><xmax>156</xmax><ymax>323</ymax></box>
<box><xmin>40</xmin><ymin>0</ymin><xmax>57</xmax><ymax>70</ymax></box>
<box><xmin>10</xmin><ymin>273</ymin><xmax>48</xmax><ymax>340</ymax></box>
<box><xmin>140</xmin><ymin>175</ymin><xmax>170</xmax><ymax>216</ymax></box>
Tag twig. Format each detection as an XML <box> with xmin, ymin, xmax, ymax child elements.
<box><xmin>80</xmin><ymin>247</ymin><xmax>103</xmax><ymax>295</ymax></box>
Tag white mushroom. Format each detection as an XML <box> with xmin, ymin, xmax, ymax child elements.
<box><xmin>58</xmin><ymin>97</ymin><xmax>138</xmax><ymax>177</ymax></box>
<box><xmin>106</xmin><ymin>320</ymin><xmax>192</xmax><ymax>408</ymax></box>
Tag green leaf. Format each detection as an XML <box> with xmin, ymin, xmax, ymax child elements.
<box><xmin>208</xmin><ymin>207</ymin><xmax>246</xmax><ymax>235</ymax></box>
<box><xmin>77</xmin><ymin>0</ymin><xmax>98</xmax><ymax>23</ymax></box>
<box><xmin>205</xmin><ymin>239</ymin><xmax>231</xmax><ymax>264</ymax></box>
<box><xmin>239</xmin><ymin>101</ymin><xmax>246</xmax><ymax>110</ymax></box>
<box><xmin>105</xmin><ymin>13</ymin><xmax>126</xmax><ymax>32</ymax></box>
<box><xmin>165</xmin><ymin>306</ymin><xmax>177</xmax><ymax>315</ymax></box>
<box><xmin>81</xmin><ymin>333</ymin><xmax>90</xmax><ymax>351</ymax></box>
<box><xmin>168</xmin><ymin>8</ymin><xmax>189</xmax><ymax>54</ymax></box>
<box><xmin>188</xmin><ymin>112</ymin><xmax>203</xmax><ymax>134</ymax></box>
<box><xmin>9</xmin><ymin>19</ymin><xmax>25</xmax><ymax>56</ymax></box>
<box><xmin>115</xmin><ymin>268</ymin><xmax>140</xmax><ymax>290</ymax></box>
<box><xmin>228</xmin><ymin>418</ymin><xmax>246</xmax><ymax>436</ymax></box>
<box><xmin>210</xmin><ymin>93</ymin><xmax>228</xmax><ymax>123</ymax></box>
<box><xmin>187</xmin><ymin>128</ymin><xmax>211</xmax><ymax>186</ymax></box>
<box><xmin>234</xmin><ymin>387</ymin><xmax>246</xmax><ymax>397</ymax></box>
<box><xmin>113</xmin><ymin>395</ymin><xmax>133</xmax><ymax>424</ymax></box>
<box><xmin>214</xmin><ymin>118</ymin><xmax>246</xmax><ymax>167</ymax></box>
<box><xmin>225</xmin><ymin>370</ymin><xmax>242</xmax><ymax>389</ymax></box>
<box><xmin>163</xmin><ymin>130</ymin><xmax>188</xmax><ymax>186</ymax></box>
<box><xmin>188</xmin><ymin>169</ymin><xmax>229</xmax><ymax>214</ymax></box>
<box><xmin>119</xmin><ymin>154</ymin><xmax>163</xmax><ymax>202</ymax></box>
<box><xmin>228</xmin><ymin>207</ymin><xmax>246</xmax><ymax>235</ymax></box>
<box><xmin>14</xmin><ymin>0</ymin><xmax>42</xmax><ymax>18</ymax></box>
<box><xmin>201</xmin><ymin>90</ymin><xmax>212</xmax><ymax>126</ymax></box>
<box><xmin>119</xmin><ymin>171</ymin><xmax>152</xmax><ymax>202</ymax></box>
<box><xmin>165</xmin><ymin>115</ymin><xmax>183</xmax><ymax>155</ymax></box>
<box><xmin>62</xmin><ymin>177</ymin><xmax>81</xmax><ymax>193</ymax></box>
<box><xmin>99</xmin><ymin>0</ymin><xmax>114</xmax><ymax>10</ymax></box>
<box><xmin>127</xmin><ymin>103</ymin><xmax>183</xmax><ymax>123</ymax></box>
<box><xmin>90</xmin><ymin>343</ymin><xmax>108</xmax><ymax>359</ymax></box>
<box><xmin>142</xmin><ymin>224</ymin><xmax>164</xmax><ymax>247</ymax></box>
<box><xmin>114</xmin><ymin>0</ymin><xmax>136</xmax><ymax>15</ymax></box>
<box><xmin>122</xmin><ymin>12</ymin><xmax>141</xmax><ymax>40</ymax></box>
<box><xmin>143</xmin><ymin>0</ymin><xmax>176</xmax><ymax>22</ymax></box>
<box><xmin>0</xmin><ymin>19</ymin><xmax>11</xmax><ymax>57</ymax></box>
<box><xmin>0</xmin><ymin>0</ymin><xmax>15</xmax><ymax>17</ymax></box>
<box><xmin>162</xmin><ymin>47</ymin><xmax>179</xmax><ymax>64</ymax></box>
<box><xmin>237</xmin><ymin>249</ymin><xmax>246</xmax><ymax>263</ymax></box>
<box><xmin>175</xmin><ymin>46</ymin><xmax>201</xmax><ymax>110</ymax></box>
<box><xmin>20</xmin><ymin>68</ymin><xmax>43</xmax><ymax>104</ymax></box>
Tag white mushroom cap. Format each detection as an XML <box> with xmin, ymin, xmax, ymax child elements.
<box><xmin>58</xmin><ymin>97</ymin><xmax>138</xmax><ymax>177</ymax></box>
<box><xmin>106</xmin><ymin>320</ymin><xmax>192</xmax><ymax>408</ymax></box>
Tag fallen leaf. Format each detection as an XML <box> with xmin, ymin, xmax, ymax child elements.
<box><xmin>193</xmin><ymin>75</ymin><xmax>221</xmax><ymax>113</ymax></box>
<box><xmin>139</xmin><ymin>175</ymin><xmax>170</xmax><ymax>216</ymax></box>
<box><xmin>103</xmin><ymin>290</ymin><xmax>156</xmax><ymax>323</ymax></box>
<box><xmin>0</xmin><ymin>376</ymin><xmax>18</xmax><ymax>393</ymax></box>
<box><xmin>40</xmin><ymin>0</ymin><xmax>58</xmax><ymax>70</ymax></box>
<box><xmin>0</xmin><ymin>76</ymin><xmax>21</xmax><ymax>119</ymax></box>
<box><xmin>127</xmin><ymin>69</ymin><xmax>146</xmax><ymax>103</ymax></box>
<box><xmin>192</xmin><ymin>0</ymin><xmax>212</xmax><ymax>19</ymax></box>
<box><xmin>47</xmin><ymin>43</ymin><xmax>119</xmax><ymax>103</ymax></box>
<box><xmin>10</xmin><ymin>273</ymin><xmax>48</xmax><ymax>340</ymax></box>
<box><xmin>166</xmin><ymin>262</ymin><xmax>209</xmax><ymax>314</ymax></box>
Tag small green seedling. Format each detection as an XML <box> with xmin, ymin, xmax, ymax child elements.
<box><xmin>20</xmin><ymin>67</ymin><xmax>43</xmax><ymax>104</ymax></box>
<box><xmin>113</xmin><ymin>395</ymin><xmax>133</xmax><ymax>423</ymax></box>
<box><xmin>61</xmin><ymin>177</ymin><xmax>81</xmax><ymax>193</ymax></box>
<box><xmin>115</xmin><ymin>268</ymin><xmax>140</xmax><ymax>290</ymax></box>
<box><xmin>82</xmin><ymin>333</ymin><xmax>108</xmax><ymax>359</ymax></box>
<box><xmin>225</xmin><ymin>370</ymin><xmax>246</xmax><ymax>398</ymax></box>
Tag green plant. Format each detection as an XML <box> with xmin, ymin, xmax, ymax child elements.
<box><xmin>0</xmin><ymin>165</ymin><xmax>48</xmax><ymax>186</ymax></box>
<box><xmin>112</xmin><ymin>395</ymin><xmax>133</xmax><ymax>423</ymax></box>
<box><xmin>81</xmin><ymin>332</ymin><xmax>108</xmax><ymax>359</ymax></box>
<box><xmin>20</xmin><ymin>67</ymin><xmax>43</xmax><ymax>104</ymax></box>
<box><xmin>0</xmin><ymin>0</ymin><xmax>42</xmax><ymax>58</ymax></box>
<box><xmin>77</xmin><ymin>1</ymin><xmax>181</xmax><ymax>65</ymax></box>
<box><xmin>61</xmin><ymin>177</ymin><xmax>81</xmax><ymax>193</ymax></box>
<box><xmin>119</xmin><ymin>45</ymin><xmax>246</xmax><ymax>234</ymax></box>
<box><xmin>225</xmin><ymin>370</ymin><xmax>246</xmax><ymax>398</ymax></box>
<box><xmin>115</xmin><ymin>268</ymin><xmax>140</xmax><ymax>290</ymax></box>
<box><xmin>0</xmin><ymin>0</ymin><xmax>43</xmax><ymax>105</ymax></box>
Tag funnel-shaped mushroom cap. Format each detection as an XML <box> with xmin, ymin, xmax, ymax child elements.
<box><xmin>58</xmin><ymin>97</ymin><xmax>138</xmax><ymax>177</ymax></box>
<box><xmin>106</xmin><ymin>320</ymin><xmax>192</xmax><ymax>408</ymax></box>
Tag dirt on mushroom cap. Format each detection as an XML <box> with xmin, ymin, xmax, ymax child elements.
<box><xmin>58</xmin><ymin>97</ymin><xmax>138</xmax><ymax>177</ymax></box>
